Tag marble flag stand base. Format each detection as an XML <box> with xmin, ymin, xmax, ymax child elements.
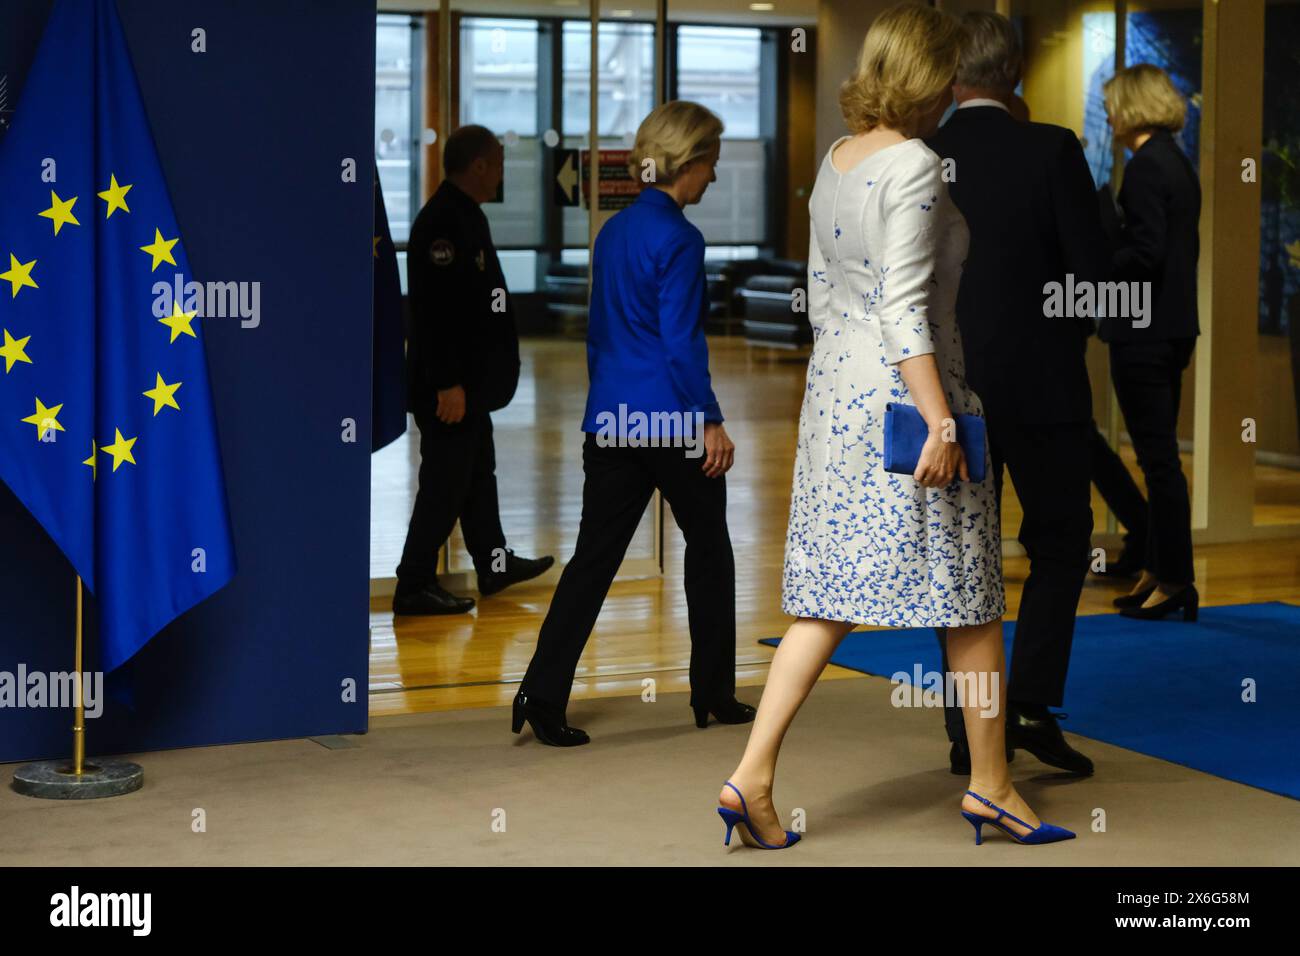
<box><xmin>10</xmin><ymin>577</ymin><xmax>145</xmax><ymax>798</ymax></box>
<box><xmin>12</xmin><ymin>759</ymin><xmax>144</xmax><ymax>799</ymax></box>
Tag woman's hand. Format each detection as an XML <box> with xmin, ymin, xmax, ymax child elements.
<box><xmin>913</xmin><ymin>423</ymin><xmax>970</xmax><ymax>488</ymax></box>
<box><xmin>701</xmin><ymin>423</ymin><xmax>735</xmax><ymax>478</ymax></box>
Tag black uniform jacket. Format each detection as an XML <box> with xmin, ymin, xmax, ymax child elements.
<box><xmin>406</xmin><ymin>180</ymin><xmax>520</xmax><ymax>416</ymax></box>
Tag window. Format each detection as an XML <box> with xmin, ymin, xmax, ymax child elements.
<box><xmin>459</xmin><ymin>18</ymin><xmax>543</xmax><ymax>249</ymax></box>
<box><xmin>676</xmin><ymin>26</ymin><xmax>762</xmax><ymax>138</ymax></box>
<box><xmin>677</xmin><ymin>27</ymin><xmax>766</xmax><ymax>247</ymax></box>
<box><xmin>375</xmin><ymin>13</ymin><xmax>420</xmax><ymax>241</ymax></box>
<box><xmin>443</xmin><ymin>17</ymin><xmax>774</xmax><ymax>254</ymax></box>
<box><xmin>562</xmin><ymin>21</ymin><xmax>656</xmax><ymax>139</ymax></box>
<box><xmin>460</xmin><ymin>18</ymin><xmax>540</xmax><ymax>136</ymax></box>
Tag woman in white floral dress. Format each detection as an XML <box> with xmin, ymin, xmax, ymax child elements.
<box><xmin>716</xmin><ymin>3</ymin><xmax>1073</xmax><ymax>851</ymax></box>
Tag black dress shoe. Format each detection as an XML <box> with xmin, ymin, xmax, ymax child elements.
<box><xmin>511</xmin><ymin>692</ymin><xmax>589</xmax><ymax>747</ymax></box>
<box><xmin>1006</xmin><ymin>702</ymin><xmax>1094</xmax><ymax>775</ymax></box>
<box><xmin>947</xmin><ymin>738</ymin><xmax>1015</xmax><ymax>776</ymax></box>
<box><xmin>392</xmin><ymin>582</ymin><xmax>475</xmax><ymax>616</ymax></box>
<box><xmin>478</xmin><ymin>551</ymin><xmax>555</xmax><ymax>596</ymax></box>
<box><xmin>1095</xmin><ymin>548</ymin><xmax>1144</xmax><ymax>579</ymax></box>
<box><xmin>693</xmin><ymin>697</ymin><xmax>756</xmax><ymax>728</ymax></box>
<box><xmin>1120</xmin><ymin>584</ymin><xmax>1198</xmax><ymax>622</ymax></box>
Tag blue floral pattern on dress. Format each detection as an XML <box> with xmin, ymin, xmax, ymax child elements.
<box><xmin>783</xmin><ymin>138</ymin><xmax>1004</xmax><ymax>628</ymax></box>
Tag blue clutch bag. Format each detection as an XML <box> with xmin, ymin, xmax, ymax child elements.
<box><xmin>882</xmin><ymin>402</ymin><xmax>987</xmax><ymax>483</ymax></box>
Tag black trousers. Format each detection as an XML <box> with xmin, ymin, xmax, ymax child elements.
<box><xmin>939</xmin><ymin>418</ymin><xmax>1094</xmax><ymax>742</ymax></box>
<box><xmin>1109</xmin><ymin>338</ymin><xmax>1196</xmax><ymax>585</ymax></box>
<box><xmin>1089</xmin><ymin>420</ymin><xmax>1149</xmax><ymax>552</ymax></box>
<box><xmin>395</xmin><ymin>412</ymin><xmax>506</xmax><ymax>588</ymax></box>
<box><xmin>521</xmin><ymin>434</ymin><xmax>736</xmax><ymax>712</ymax></box>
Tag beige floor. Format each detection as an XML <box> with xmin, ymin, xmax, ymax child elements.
<box><xmin>3</xmin><ymin>677</ymin><xmax>1297</xmax><ymax>866</ymax></box>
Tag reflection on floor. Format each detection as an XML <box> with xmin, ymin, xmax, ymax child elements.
<box><xmin>370</xmin><ymin>336</ymin><xmax>1300</xmax><ymax>716</ymax></box>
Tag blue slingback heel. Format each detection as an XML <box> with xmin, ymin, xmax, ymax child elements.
<box><xmin>961</xmin><ymin>790</ymin><xmax>1076</xmax><ymax>846</ymax></box>
<box><xmin>717</xmin><ymin>781</ymin><xmax>801</xmax><ymax>850</ymax></box>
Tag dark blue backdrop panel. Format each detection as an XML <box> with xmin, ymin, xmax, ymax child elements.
<box><xmin>0</xmin><ymin>0</ymin><xmax>375</xmax><ymax>762</ymax></box>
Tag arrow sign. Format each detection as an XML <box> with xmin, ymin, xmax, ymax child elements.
<box><xmin>553</xmin><ymin>147</ymin><xmax>580</xmax><ymax>207</ymax></box>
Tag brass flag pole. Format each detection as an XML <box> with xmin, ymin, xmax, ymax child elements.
<box><xmin>73</xmin><ymin>574</ymin><xmax>84</xmax><ymax>775</ymax></box>
<box><xmin>12</xmin><ymin>575</ymin><xmax>144</xmax><ymax>799</ymax></box>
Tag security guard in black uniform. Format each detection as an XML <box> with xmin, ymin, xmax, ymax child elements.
<box><xmin>395</xmin><ymin>125</ymin><xmax>553</xmax><ymax>615</ymax></box>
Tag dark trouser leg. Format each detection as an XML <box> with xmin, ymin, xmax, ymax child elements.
<box><xmin>458</xmin><ymin>416</ymin><xmax>508</xmax><ymax>573</ymax></box>
<box><xmin>649</xmin><ymin>447</ymin><xmax>737</xmax><ymax>710</ymax></box>
<box><xmin>521</xmin><ymin>436</ymin><xmax>654</xmax><ymax>711</ymax></box>
<box><xmin>999</xmin><ymin>419</ymin><xmax>1093</xmax><ymax>708</ymax></box>
<box><xmin>1088</xmin><ymin>420</ymin><xmax>1149</xmax><ymax>551</ymax></box>
<box><xmin>395</xmin><ymin>413</ymin><xmax>480</xmax><ymax>589</ymax></box>
<box><xmin>1110</xmin><ymin>340</ymin><xmax>1196</xmax><ymax>586</ymax></box>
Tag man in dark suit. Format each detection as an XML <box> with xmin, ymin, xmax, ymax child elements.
<box><xmin>925</xmin><ymin>11</ymin><xmax>1101</xmax><ymax>776</ymax></box>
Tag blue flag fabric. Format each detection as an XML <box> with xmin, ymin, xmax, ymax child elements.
<box><xmin>372</xmin><ymin>173</ymin><xmax>407</xmax><ymax>452</ymax></box>
<box><xmin>0</xmin><ymin>0</ymin><xmax>235</xmax><ymax>671</ymax></box>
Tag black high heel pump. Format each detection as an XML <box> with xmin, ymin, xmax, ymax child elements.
<box><xmin>511</xmin><ymin>692</ymin><xmax>590</xmax><ymax>746</ymax></box>
<box><xmin>1113</xmin><ymin>584</ymin><xmax>1156</xmax><ymax>609</ymax></box>
<box><xmin>693</xmin><ymin>697</ymin><xmax>756</xmax><ymax>729</ymax></box>
<box><xmin>1119</xmin><ymin>584</ymin><xmax>1198</xmax><ymax>622</ymax></box>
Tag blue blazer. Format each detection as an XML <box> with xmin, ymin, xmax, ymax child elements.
<box><xmin>581</xmin><ymin>187</ymin><xmax>723</xmax><ymax>435</ymax></box>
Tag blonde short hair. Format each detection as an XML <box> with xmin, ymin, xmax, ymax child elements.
<box><xmin>839</xmin><ymin>2</ymin><xmax>962</xmax><ymax>135</ymax></box>
<box><xmin>1103</xmin><ymin>63</ymin><xmax>1187</xmax><ymax>138</ymax></box>
<box><xmin>627</xmin><ymin>100</ymin><xmax>724</xmax><ymax>183</ymax></box>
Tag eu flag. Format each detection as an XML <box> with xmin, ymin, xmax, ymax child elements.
<box><xmin>0</xmin><ymin>0</ymin><xmax>235</xmax><ymax>671</ymax></box>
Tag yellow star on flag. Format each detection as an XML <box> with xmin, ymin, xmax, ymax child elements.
<box><xmin>38</xmin><ymin>191</ymin><xmax>80</xmax><ymax>235</ymax></box>
<box><xmin>21</xmin><ymin>397</ymin><xmax>63</xmax><ymax>439</ymax></box>
<box><xmin>0</xmin><ymin>329</ymin><xmax>32</xmax><ymax>372</ymax></box>
<box><xmin>83</xmin><ymin>441</ymin><xmax>97</xmax><ymax>481</ymax></box>
<box><xmin>1</xmin><ymin>254</ymin><xmax>38</xmax><ymax>298</ymax></box>
<box><xmin>159</xmin><ymin>302</ymin><xmax>198</xmax><ymax>343</ymax></box>
<box><xmin>140</xmin><ymin>228</ymin><xmax>179</xmax><ymax>272</ymax></box>
<box><xmin>101</xmin><ymin>428</ymin><xmax>137</xmax><ymax>472</ymax></box>
<box><xmin>143</xmin><ymin>372</ymin><xmax>182</xmax><ymax>415</ymax></box>
<box><xmin>97</xmin><ymin>173</ymin><xmax>133</xmax><ymax>217</ymax></box>
<box><xmin>373</xmin><ymin>235</ymin><xmax>382</xmax><ymax>258</ymax></box>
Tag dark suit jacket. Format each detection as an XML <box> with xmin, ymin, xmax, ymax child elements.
<box><xmin>1099</xmin><ymin>129</ymin><xmax>1201</xmax><ymax>343</ymax></box>
<box><xmin>926</xmin><ymin>106</ymin><xmax>1106</xmax><ymax>425</ymax></box>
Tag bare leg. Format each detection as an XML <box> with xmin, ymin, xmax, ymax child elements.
<box><xmin>1128</xmin><ymin>569</ymin><xmax>1157</xmax><ymax>598</ymax></box>
<box><xmin>1140</xmin><ymin>579</ymin><xmax>1187</xmax><ymax>608</ymax></box>
<box><xmin>946</xmin><ymin>618</ymin><xmax>1042</xmax><ymax>835</ymax></box>
<box><xmin>1130</xmin><ymin>570</ymin><xmax>1189</xmax><ymax>608</ymax></box>
<box><xmin>720</xmin><ymin>617</ymin><xmax>855</xmax><ymax>845</ymax></box>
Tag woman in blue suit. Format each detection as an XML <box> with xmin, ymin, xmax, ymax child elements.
<box><xmin>513</xmin><ymin>101</ymin><xmax>755</xmax><ymax>746</ymax></box>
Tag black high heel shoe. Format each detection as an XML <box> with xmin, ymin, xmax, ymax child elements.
<box><xmin>1113</xmin><ymin>584</ymin><xmax>1156</xmax><ymax>609</ymax></box>
<box><xmin>511</xmin><ymin>692</ymin><xmax>590</xmax><ymax>746</ymax></box>
<box><xmin>693</xmin><ymin>697</ymin><xmax>756</xmax><ymax>728</ymax></box>
<box><xmin>1119</xmin><ymin>584</ymin><xmax>1199</xmax><ymax>622</ymax></box>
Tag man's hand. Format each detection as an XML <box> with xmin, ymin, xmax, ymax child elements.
<box><xmin>436</xmin><ymin>385</ymin><xmax>466</xmax><ymax>424</ymax></box>
<box><xmin>701</xmin><ymin>422</ymin><xmax>735</xmax><ymax>478</ymax></box>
